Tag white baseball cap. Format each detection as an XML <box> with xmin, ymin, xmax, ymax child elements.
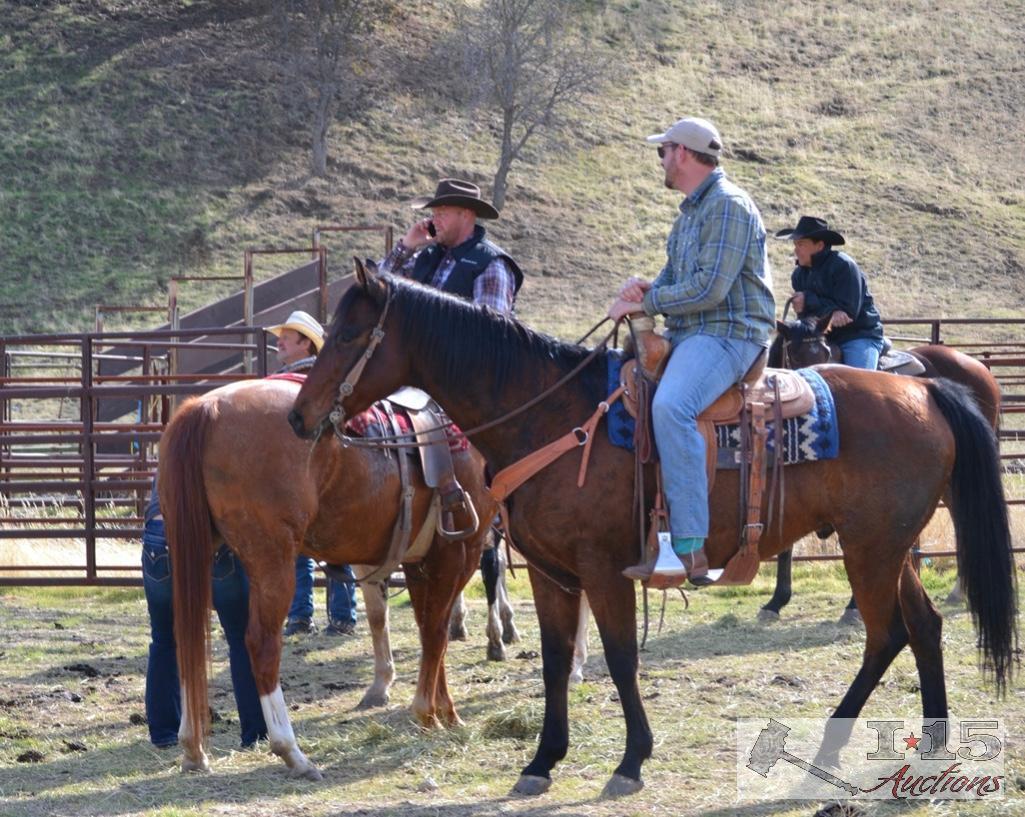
<box><xmin>266</xmin><ymin>310</ymin><xmax>325</xmax><ymax>353</ymax></box>
<box><xmin>645</xmin><ymin>117</ymin><xmax>723</xmax><ymax>158</ymax></box>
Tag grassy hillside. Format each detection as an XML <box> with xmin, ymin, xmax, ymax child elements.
<box><xmin>2</xmin><ymin>0</ymin><xmax>1023</xmax><ymax>341</ymax></box>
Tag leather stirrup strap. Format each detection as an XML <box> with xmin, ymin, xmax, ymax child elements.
<box><xmin>489</xmin><ymin>385</ymin><xmax>625</xmax><ymax>503</ymax></box>
<box><xmin>358</xmin><ymin>401</ymin><xmax>416</xmax><ymax>585</ymax></box>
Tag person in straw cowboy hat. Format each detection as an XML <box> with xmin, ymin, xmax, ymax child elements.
<box><xmin>266</xmin><ymin>310</ymin><xmax>360</xmax><ymax>637</ymax></box>
<box><xmin>609</xmin><ymin>116</ymin><xmax>776</xmax><ymax>585</ymax></box>
<box><xmin>378</xmin><ymin>178</ymin><xmax>523</xmax><ymax>313</ymax></box>
<box><xmin>775</xmin><ymin>215</ymin><xmax>884</xmax><ymax>369</ymax></box>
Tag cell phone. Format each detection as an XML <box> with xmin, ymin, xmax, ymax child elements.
<box><xmin>426</xmin><ymin>220</ymin><xmax>436</xmax><ymax>238</ymax></box>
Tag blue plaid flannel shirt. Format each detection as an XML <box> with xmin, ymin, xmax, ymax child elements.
<box><xmin>642</xmin><ymin>168</ymin><xmax>775</xmax><ymax>346</ymax></box>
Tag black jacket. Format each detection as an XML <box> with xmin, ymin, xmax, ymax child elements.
<box><xmin>791</xmin><ymin>247</ymin><xmax>882</xmax><ymax>344</ymax></box>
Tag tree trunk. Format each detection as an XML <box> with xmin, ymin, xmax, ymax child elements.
<box><xmin>310</xmin><ymin>85</ymin><xmax>334</xmax><ymax>177</ymax></box>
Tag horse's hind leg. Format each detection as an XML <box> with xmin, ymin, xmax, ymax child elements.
<box><xmin>406</xmin><ymin>539</ymin><xmax>477</xmax><ymax>728</ymax></box>
<box><xmin>242</xmin><ymin>548</ymin><xmax>322</xmax><ymax>780</ymax></box>
<box><xmin>495</xmin><ymin>543</ymin><xmax>520</xmax><ymax>645</ymax></box>
<box><xmin>897</xmin><ymin>558</ymin><xmax>947</xmax><ymax>717</ymax></box>
<box><xmin>481</xmin><ymin>540</ymin><xmax>511</xmax><ymax>660</ymax></box>
<box><xmin>355</xmin><ymin>573</ymin><xmax>394</xmax><ymax>709</ymax></box>
<box><xmin>759</xmin><ymin>548</ymin><xmax>794</xmax><ymax>622</ymax></box>
<box><xmin>816</xmin><ymin>543</ymin><xmax>910</xmax><ymax>768</ymax></box>
<box><xmin>448</xmin><ymin>592</ymin><xmax>468</xmax><ymax>641</ymax></box>
<box><xmin>569</xmin><ymin>592</ymin><xmax>589</xmax><ymax>685</ymax></box>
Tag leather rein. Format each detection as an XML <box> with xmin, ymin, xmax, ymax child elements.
<box><xmin>319</xmin><ymin>292</ymin><xmax>619</xmax><ymax>451</ymax></box>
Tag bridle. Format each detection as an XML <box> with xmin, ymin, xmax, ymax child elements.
<box><xmin>316</xmin><ymin>279</ymin><xmax>617</xmax><ymax>449</ymax></box>
<box><xmin>778</xmin><ymin>296</ymin><xmax>829</xmax><ymax>368</ymax></box>
<box><xmin>325</xmin><ymin>284</ymin><xmax>393</xmax><ymax>433</ymax></box>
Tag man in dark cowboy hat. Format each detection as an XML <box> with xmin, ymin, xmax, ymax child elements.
<box><xmin>379</xmin><ymin>178</ymin><xmax>523</xmax><ymax>312</ymax></box>
<box><xmin>379</xmin><ymin>177</ymin><xmax>523</xmax><ymax>618</ymax></box>
<box><xmin>776</xmin><ymin>216</ymin><xmax>883</xmax><ymax>369</ymax></box>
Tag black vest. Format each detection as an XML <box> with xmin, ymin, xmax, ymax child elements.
<box><xmin>410</xmin><ymin>225</ymin><xmax>523</xmax><ymax>302</ymax></box>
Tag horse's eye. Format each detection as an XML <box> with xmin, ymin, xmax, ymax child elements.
<box><xmin>336</xmin><ymin>326</ymin><xmax>360</xmax><ymax>344</ymax></box>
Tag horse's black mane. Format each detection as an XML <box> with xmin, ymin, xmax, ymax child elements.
<box><xmin>334</xmin><ymin>273</ymin><xmax>608</xmax><ymax>402</ymax></box>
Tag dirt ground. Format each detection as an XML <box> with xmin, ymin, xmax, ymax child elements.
<box><xmin>1</xmin><ymin>563</ymin><xmax>1023</xmax><ymax>817</ymax></box>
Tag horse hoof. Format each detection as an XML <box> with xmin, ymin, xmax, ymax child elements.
<box><xmin>757</xmin><ymin>608</ymin><xmax>781</xmax><ymax>623</ymax></box>
<box><xmin>355</xmin><ymin>690</ymin><xmax>389</xmax><ymax>709</ymax></box>
<box><xmin>180</xmin><ymin>755</ymin><xmax>210</xmax><ymax>774</ymax></box>
<box><xmin>839</xmin><ymin>608</ymin><xmax>863</xmax><ymax>627</ymax></box>
<box><xmin>601</xmin><ymin>773</ymin><xmax>643</xmax><ymax>798</ymax></box>
<box><xmin>569</xmin><ymin>671</ymin><xmax>583</xmax><ymax>686</ymax></box>
<box><xmin>502</xmin><ymin>625</ymin><xmax>521</xmax><ymax>645</ymax></box>
<box><xmin>288</xmin><ymin>764</ymin><xmax>323</xmax><ymax>781</ymax></box>
<box><xmin>449</xmin><ymin>626</ymin><xmax>468</xmax><ymax>642</ymax></box>
<box><xmin>487</xmin><ymin>642</ymin><xmax>507</xmax><ymax>661</ymax></box>
<box><xmin>511</xmin><ymin>774</ymin><xmax>551</xmax><ymax>796</ymax></box>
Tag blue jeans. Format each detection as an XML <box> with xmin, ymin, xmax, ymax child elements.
<box><xmin>652</xmin><ymin>333</ymin><xmax>766</xmax><ymax>539</ymax></box>
<box><xmin>840</xmin><ymin>336</ymin><xmax>884</xmax><ymax>370</ymax></box>
<box><xmin>142</xmin><ymin>520</ymin><xmax>267</xmax><ymax>748</ymax></box>
<box><xmin>288</xmin><ymin>557</ymin><xmax>357</xmax><ymax>625</ymax></box>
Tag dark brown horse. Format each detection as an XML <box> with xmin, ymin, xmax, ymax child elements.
<box><xmin>763</xmin><ymin>318</ymin><xmax>1003</xmax><ymax>623</ymax></box>
<box><xmin>159</xmin><ymin>377</ymin><xmax>495</xmax><ymax>778</ymax></box>
<box><xmin>289</xmin><ymin>265</ymin><xmax>1017</xmax><ymax>797</ymax></box>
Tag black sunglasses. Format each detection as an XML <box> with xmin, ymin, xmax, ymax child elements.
<box><xmin>657</xmin><ymin>143</ymin><xmax>678</xmax><ymax>159</ymax></box>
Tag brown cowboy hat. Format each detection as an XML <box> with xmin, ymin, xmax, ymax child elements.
<box><xmin>409</xmin><ymin>178</ymin><xmax>500</xmax><ymax>220</ymax></box>
<box><xmin>774</xmin><ymin>215</ymin><xmax>845</xmax><ymax>246</ymax></box>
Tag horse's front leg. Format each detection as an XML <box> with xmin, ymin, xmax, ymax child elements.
<box><xmin>247</xmin><ymin>568</ymin><xmax>322</xmax><ymax>780</ymax></box>
<box><xmin>587</xmin><ymin>574</ymin><xmax>652</xmax><ymax>797</ymax></box>
<box><xmin>354</xmin><ymin>572</ymin><xmax>394</xmax><ymax>709</ymax></box>
<box><xmin>514</xmin><ymin>569</ymin><xmax>581</xmax><ymax>796</ymax></box>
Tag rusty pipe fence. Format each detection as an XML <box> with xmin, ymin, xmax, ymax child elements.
<box><xmin>1</xmin><ymin>317</ymin><xmax>1023</xmax><ymax>585</ymax></box>
<box><xmin>0</xmin><ymin>327</ymin><xmax>271</xmax><ymax>585</ymax></box>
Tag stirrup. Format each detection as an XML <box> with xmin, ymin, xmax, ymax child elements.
<box><xmin>652</xmin><ymin>533</ymin><xmax>687</xmax><ymax>576</ymax></box>
<box><xmin>436</xmin><ymin>488</ymin><xmax>480</xmax><ymax>540</ymax></box>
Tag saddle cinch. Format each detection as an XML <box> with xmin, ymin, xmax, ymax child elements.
<box><xmin>323</xmin><ymin>388</ymin><xmax>480</xmax><ymax>586</ymax></box>
<box><xmin>620</xmin><ymin>316</ymin><xmax>815</xmax><ymax>586</ymax></box>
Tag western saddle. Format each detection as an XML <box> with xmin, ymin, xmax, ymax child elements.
<box><xmin>620</xmin><ymin>315</ymin><xmax>815</xmax><ymax>586</ymax></box>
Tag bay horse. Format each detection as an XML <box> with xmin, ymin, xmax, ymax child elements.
<box><xmin>763</xmin><ymin>317</ymin><xmax>1003</xmax><ymax>623</ymax></box>
<box><xmin>289</xmin><ymin>264</ymin><xmax>1017</xmax><ymax>797</ymax></box>
<box><xmin>159</xmin><ymin>377</ymin><xmax>495</xmax><ymax>779</ymax></box>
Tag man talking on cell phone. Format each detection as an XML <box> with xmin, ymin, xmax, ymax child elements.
<box><xmin>378</xmin><ymin>178</ymin><xmax>522</xmax><ymax>313</ymax></box>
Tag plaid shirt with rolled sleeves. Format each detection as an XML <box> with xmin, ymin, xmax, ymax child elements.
<box><xmin>642</xmin><ymin>168</ymin><xmax>776</xmax><ymax>346</ymax></box>
<box><xmin>379</xmin><ymin>242</ymin><xmax>516</xmax><ymax>315</ymax></box>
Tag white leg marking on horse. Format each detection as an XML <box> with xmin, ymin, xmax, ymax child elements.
<box><xmin>262</xmin><ymin>686</ymin><xmax>321</xmax><ymax>780</ymax></box>
<box><xmin>178</xmin><ymin>691</ymin><xmax>209</xmax><ymax>772</ymax></box>
<box><xmin>570</xmin><ymin>592</ymin><xmax>589</xmax><ymax>685</ymax></box>
<box><xmin>358</xmin><ymin>579</ymin><xmax>394</xmax><ymax>708</ymax></box>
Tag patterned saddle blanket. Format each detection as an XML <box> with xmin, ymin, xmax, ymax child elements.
<box><xmin>605</xmin><ymin>353</ymin><xmax>839</xmax><ymax>465</ymax></box>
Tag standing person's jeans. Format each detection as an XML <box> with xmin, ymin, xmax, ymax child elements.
<box><xmin>651</xmin><ymin>333</ymin><xmax>766</xmax><ymax>540</ymax></box>
<box><xmin>142</xmin><ymin>520</ymin><xmax>267</xmax><ymax>748</ymax></box>
<box><xmin>839</xmin><ymin>336</ymin><xmax>885</xmax><ymax>370</ymax></box>
<box><xmin>288</xmin><ymin>557</ymin><xmax>357</xmax><ymax>625</ymax></box>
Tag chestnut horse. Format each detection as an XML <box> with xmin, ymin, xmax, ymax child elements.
<box><xmin>763</xmin><ymin>319</ymin><xmax>1003</xmax><ymax>623</ymax></box>
<box><xmin>159</xmin><ymin>377</ymin><xmax>495</xmax><ymax>778</ymax></box>
<box><xmin>289</xmin><ymin>265</ymin><xmax>1017</xmax><ymax>797</ymax></box>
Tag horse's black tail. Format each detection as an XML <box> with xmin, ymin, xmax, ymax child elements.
<box><xmin>928</xmin><ymin>378</ymin><xmax>1019</xmax><ymax>695</ymax></box>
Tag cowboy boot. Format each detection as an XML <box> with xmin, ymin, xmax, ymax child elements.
<box><xmin>679</xmin><ymin>546</ymin><xmax>723</xmax><ymax>587</ymax></box>
<box><xmin>622</xmin><ymin>551</ymin><xmax>658</xmax><ymax>581</ymax></box>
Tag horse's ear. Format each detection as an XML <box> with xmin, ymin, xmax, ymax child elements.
<box><xmin>353</xmin><ymin>256</ymin><xmax>371</xmax><ymax>289</ymax></box>
<box><xmin>775</xmin><ymin>319</ymin><xmax>791</xmax><ymax>338</ymax></box>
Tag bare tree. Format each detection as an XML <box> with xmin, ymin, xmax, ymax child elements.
<box><xmin>454</xmin><ymin>0</ymin><xmax>607</xmax><ymax>211</ymax></box>
<box><xmin>271</xmin><ymin>0</ymin><xmax>378</xmax><ymax>177</ymax></box>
